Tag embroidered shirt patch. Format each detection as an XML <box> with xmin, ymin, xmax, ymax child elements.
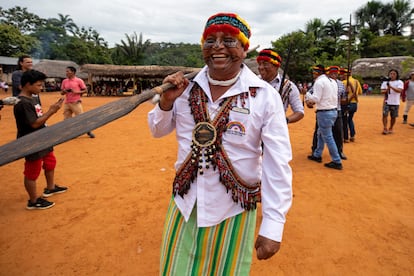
<box><xmin>226</xmin><ymin>121</ymin><xmax>246</xmax><ymax>137</ymax></box>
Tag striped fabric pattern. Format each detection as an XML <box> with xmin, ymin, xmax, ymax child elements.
<box><xmin>160</xmin><ymin>198</ymin><xmax>257</xmax><ymax>276</ymax></box>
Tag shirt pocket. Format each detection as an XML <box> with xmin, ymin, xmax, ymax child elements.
<box><xmin>223</xmin><ymin>110</ymin><xmax>250</xmax><ymax>145</ymax></box>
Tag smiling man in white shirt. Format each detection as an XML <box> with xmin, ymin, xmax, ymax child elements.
<box><xmin>148</xmin><ymin>12</ymin><xmax>293</xmax><ymax>275</ymax></box>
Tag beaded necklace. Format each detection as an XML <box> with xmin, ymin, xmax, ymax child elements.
<box><xmin>207</xmin><ymin>71</ymin><xmax>241</xmax><ymax>86</ymax></box>
<box><xmin>172</xmin><ymin>83</ymin><xmax>261</xmax><ymax>210</ymax></box>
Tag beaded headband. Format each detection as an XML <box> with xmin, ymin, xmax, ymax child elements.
<box><xmin>340</xmin><ymin>68</ymin><xmax>351</xmax><ymax>74</ymax></box>
<box><xmin>201</xmin><ymin>13</ymin><xmax>251</xmax><ymax>51</ymax></box>
<box><xmin>312</xmin><ymin>65</ymin><xmax>325</xmax><ymax>74</ymax></box>
<box><xmin>326</xmin><ymin>65</ymin><xmax>340</xmax><ymax>73</ymax></box>
<box><xmin>256</xmin><ymin>49</ymin><xmax>282</xmax><ymax>67</ymax></box>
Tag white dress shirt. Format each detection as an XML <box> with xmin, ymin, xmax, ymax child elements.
<box><xmin>148</xmin><ymin>65</ymin><xmax>293</xmax><ymax>242</ymax></box>
<box><xmin>306</xmin><ymin>74</ymin><xmax>338</xmax><ymax>110</ymax></box>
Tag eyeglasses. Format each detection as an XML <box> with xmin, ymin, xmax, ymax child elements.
<box><xmin>257</xmin><ymin>62</ymin><xmax>274</xmax><ymax>69</ymax></box>
<box><xmin>203</xmin><ymin>38</ymin><xmax>239</xmax><ymax>49</ymax></box>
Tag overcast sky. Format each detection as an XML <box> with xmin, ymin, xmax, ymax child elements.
<box><xmin>2</xmin><ymin>0</ymin><xmax>371</xmax><ymax>50</ymax></box>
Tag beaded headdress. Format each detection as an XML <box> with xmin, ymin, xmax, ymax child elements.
<box><xmin>201</xmin><ymin>13</ymin><xmax>251</xmax><ymax>51</ymax></box>
<box><xmin>326</xmin><ymin>65</ymin><xmax>340</xmax><ymax>74</ymax></box>
<box><xmin>312</xmin><ymin>65</ymin><xmax>325</xmax><ymax>74</ymax></box>
<box><xmin>256</xmin><ymin>49</ymin><xmax>282</xmax><ymax>67</ymax></box>
<box><xmin>339</xmin><ymin>68</ymin><xmax>351</xmax><ymax>75</ymax></box>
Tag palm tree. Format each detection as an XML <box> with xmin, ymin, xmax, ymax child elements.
<box><xmin>325</xmin><ymin>18</ymin><xmax>348</xmax><ymax>44</ymax></box>
<box><xmin>115</xmin><ymin>32</ymin><xmax>151</xmax><ymax>65</ymax></box>
<box><xmin>355</xmin><ymin>1</ymin><xmax>385</xmax><ymax>35</ymax></box>
<box><xmin>56</xmin><ymin>13</ymin><xmax>78</xmax><ymax>35</ymax></box>
<box><xmin>324</xmin><ymin>18</ymin><xmax>350</xmax><ymax>58</ymax></box>
<box><xmin>90</xmin><ymin>30</ymin><xmax>107</xmax><ymax>47</ymax></box>
<box><xmin>305</xmin><ymin>18</ymin><xmax>325</xmax><ymax>44</ymax></box>
<box><xmin>383</xmin><ymin>0</ymin><xmax>414</xmax><ymax>35</ymax></box>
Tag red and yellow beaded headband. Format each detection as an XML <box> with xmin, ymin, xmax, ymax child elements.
<box><xmin>312</xmin><ymin>65</ymin><xmax>325</xmax><ymax>74</ymax></box>
<box><xmin>339</xmin><ymin>68</ymin><xmax>351</xmax><ymax>75</ymax></box>
<box><xmin>326</xmin><ymin>66</ymin><xmax>340</xmax><ymax>74</ymax></box>
<box><xmin>256</xmin><ymin>49</ymin><xmax>282</xmax><ymax>67</ymax></box>
<box><xmin>201</xmin><ymin>13</ymin><xmax>251</xmax><ymax>51</ymax></box>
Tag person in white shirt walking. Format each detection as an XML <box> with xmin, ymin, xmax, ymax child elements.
<box><xmin>148</xmin><ymin>12</ymin><xmax>292</xmax><ymax>275</ymax></box>
<box><xmin>380</xmin><ymin>69</ymin><xmax>404</xmax><ymax>134</ymax></box>
<box><xmin>305</xmin><ymin>65</ymin><xmax>342</xmax><ymax>170</ymax></box>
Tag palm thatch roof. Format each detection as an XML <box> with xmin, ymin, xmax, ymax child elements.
<box><xmin>79</xmin><ymin>64</ymin><xmax>201</xmax><ymax>80</ymax></box>
<box><xmin>244</xmin><ymin>58</ymin><xmax>259</xmax><ymax>75</ymax></box>
<box><xmin>352</xmin><ymin>56</ymin><xmax>414</xmax><ymax>79</ymax></box>
<box><xmin>33</xmin><ymin>59</ymin><xmax>86</xmax><ymax>79</ymax></box>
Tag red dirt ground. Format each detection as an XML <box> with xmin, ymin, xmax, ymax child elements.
<box><xmin>0</xmin><ymin>92</ymin><xmax>413</xmax><ymax>275</ymax></box>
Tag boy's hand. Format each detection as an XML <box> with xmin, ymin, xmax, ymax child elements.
<box><xmin>49</xmin><ymin>98</ymin><xmax>64</xmax><ymax>114</ymax></box>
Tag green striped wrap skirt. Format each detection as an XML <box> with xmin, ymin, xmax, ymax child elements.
<box><xmin>160</xmin><ymin>198</ymin><xmax>257</xmax><ymax>276</ymax></box>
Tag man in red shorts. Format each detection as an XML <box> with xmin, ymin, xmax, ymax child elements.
<box><xmin>14</xmin><ymin>70</ymin><xmax>68</xmax><ymax>210</ymax></box>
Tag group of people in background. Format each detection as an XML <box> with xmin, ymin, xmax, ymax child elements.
<box><xmin>255</xmin><ymin>49</ymin><xmax>364</xmax><ymax>171</ymax></box>
<box><xmin>255</xmin><ymin>49</ymin><xmax>414</xmax><ymax>171</ymax></box>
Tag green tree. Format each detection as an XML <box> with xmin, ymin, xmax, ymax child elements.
<box><xmin>355</xmin><ymin>0</ymin><xmax>413</xmax><ymax>36</ymax></box>
<box><xmin>0</xmin><ymin>23</ymin><xmax>38</xmax><ymax>56</ymax></box>
<box><xmin>383</xmin><ymin>0</ymin><xmax>414</xmax><ymax>35</ymax></box>
<box><xmin>143</xmin><ymin>42</ymin><xmax>203</xmax><ymax>67</ymax></box>
<box><xmin>30</xmin><ymin>18</ymin><xmax>66</xmax><ymax>58</ymax></box>
<box><xmin>355</xmin><ymin>1</ymin><xmax>385</xmax><ymax>35</ymax></box>
<box><xmin>0</xmin><ymin>6</ymin><xmax>44</xmax><ymax>34</ymax></box>
<box><xmin>325</xmin><ymin>19</ymin><xmax>348</xmax><ymax>44</ymax></box>
<box><xmin>362</xmin><ymin>35</ymin><xmax>414</xmax><ymax>57</ymax></box>
<box><xmin>305</xmin><ymin>18</ymin><xmax>325</xmax><ymax>44</ymax></box>
<box><xmin>113</xmin><ymin>32</ymin><xmax>151</xmax><ymax>65</ymax></box>
<box><xmin>323</xmin><ymin>18</ymin><xmax>350</xmax><ymax>58</ymax></box>
<box><xmin>55</xmin><ymin>13</ymin><xmax>78</xmax><ymax>35</ymax></box>
<box><xmin>357</xmin><ymin>28</ymin><xmax>377</xmax><ymax>58</ymax></box>
<box><xmin>271</xmin><ymin>31</ymin><xmax>318</xmax><ymax>83</ymax></box>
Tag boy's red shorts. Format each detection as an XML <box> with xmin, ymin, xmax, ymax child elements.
<box><xmin>24</xmin><ymin>151</ymin><xmax>57</xmax><ymax>180</ymax></box>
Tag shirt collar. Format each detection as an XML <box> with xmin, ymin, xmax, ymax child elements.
<box><xmin>194</xmin><ymin>64</ymin><xmax>267</xmax><ymax>100</ymax></box>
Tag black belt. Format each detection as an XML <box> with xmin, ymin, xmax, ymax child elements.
<box><xmin>316</xmin><ymin>108</ymin><xmax>337</xmax><ymax>113</ymax></box>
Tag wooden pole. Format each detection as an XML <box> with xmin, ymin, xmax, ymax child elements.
<box><xmin>0</xmin><ymin>71</ymin><xmax>199</xmax><ymax>166</ymax></box>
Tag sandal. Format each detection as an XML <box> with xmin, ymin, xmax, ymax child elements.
<box><xmin>382</xmin><ymin>128</ymin><xmax>388</xmax><ymax>135</ymax></box>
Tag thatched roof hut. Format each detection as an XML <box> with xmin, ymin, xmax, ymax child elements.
<box><xmin>244</xmin><ymin>59</ymin><xmax>259</xmax><ymax>75</ymax></box>
<box><xmin>79</xmin><ymin>64</ymin><xmax>200</xmax><ymax>80</ymax></box>
<box><xmin>33</xmin><ymin>59</ymin><xmax>86</xmax><ymax>79</ymax></box>
<box><xmin>352</xmin><ymin>56</ymin><xmax>414</xmax><ymax>82</ymax></box>
<box><xmin>79</xmin><ymin>64</ymin><xmax>201</xmax><ymax>95</ymax></box>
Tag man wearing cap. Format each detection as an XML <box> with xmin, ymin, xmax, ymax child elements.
<box><xmin>402</xmin><ymin>71</ymin><xmax>414</xmax><ymax>124</ymax></box>
<box><xmin>148</xmin><ymin>13</ymin><xmax>292</xmax><ymax>274</ymax></box>
<box><xmin>340</xmin><ymin>68</ymin><xmax>362</xmax><ymax>142</ymax></box>
<box><xmin>305</xmin><ymin>65</ymin><xmax>343</xmax><ymax>170</ymax></box>
<box><xmin>311</xmin><ymin>66</ymin><xmax>347</xmax><ymax>160</ymax></box>
<box><xmin>256</xmin><ymin>49</ymin><xmax>304</xmax><ymax>124</ymax></box>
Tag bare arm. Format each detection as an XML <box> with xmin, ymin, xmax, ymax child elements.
<box><xmin>286</xmin><ymin>111</ymin><xmax>304</xmax><ymax>124</ymax></box>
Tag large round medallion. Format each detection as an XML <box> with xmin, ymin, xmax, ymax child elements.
<box><xmin>192</xmin><ymin>122</ymin><xmax>217</xmax><ymax>147</ymax></box>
